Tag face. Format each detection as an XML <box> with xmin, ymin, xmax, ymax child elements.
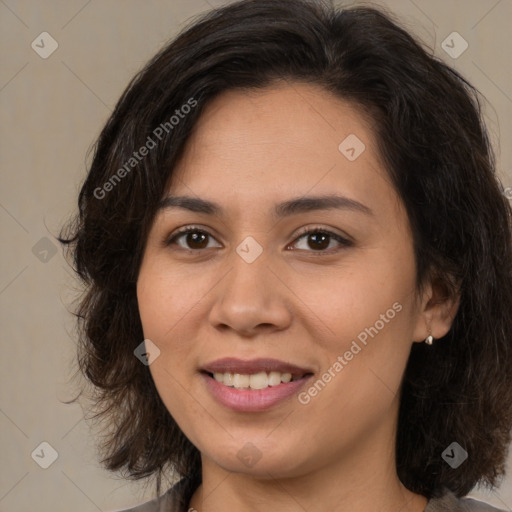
<box><xmin>137</xmin><ymin>82</ymin><xmax>429</xmax><ymax>479</ymax></box>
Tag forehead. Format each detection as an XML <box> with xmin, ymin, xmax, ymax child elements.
<box><xmin>176</xmin><ymin>82</ymin><xmax>376</xmax><ymax>168</ymax></box>
<box><xmin>165</xmin><ymin>82</ymin><xmax>400</xmax><ymax>222</ymax></box>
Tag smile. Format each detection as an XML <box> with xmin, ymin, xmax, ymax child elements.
<box><xmin>210</xmin><ymin>370</ymin><xmax>306</xmax><ymax>389</ymax></box>
<box><xmin>201</xmin><ymin>371</ymin><xmax>313</xmax><ymax>412</ymax></box>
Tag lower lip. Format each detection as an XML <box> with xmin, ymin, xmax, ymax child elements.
<box><xmin>201</xmin><ymin>372</ymin><xmax>313</xmax><ymax>412</ymax></box>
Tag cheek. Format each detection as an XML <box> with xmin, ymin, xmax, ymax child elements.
<box><xmin>137</xmin><ymin>270</ymin><xmax>199</xmax><ymax>431</ymax></box>
<box><xmin>137</xmin><ymin>256</ymin><xmax>206</xmax><ymax>342</ymax></box>
<box><xmin>137</xmin><ymin>263</ymin><xmax>192</xmax><ymax>394</ymax></box>
<box><xmin>296</xmin><ymin>247</ymin><xmax>417</xmax><ymax>408</ymax></box>
<box><xmin>289</xmin><ymin>247</ymin><xmax>415</xmax><ymax>347</ymax></box>
<box><xmin>136</xmin><ymin>257</ymin><xmax>213</xmax><ymax>392</ymax></box>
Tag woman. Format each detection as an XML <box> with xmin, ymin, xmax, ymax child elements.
<box><xmin>60</xmin><ymin>0</ymin><xmax>512</xmax><ymax>511</ymax></box>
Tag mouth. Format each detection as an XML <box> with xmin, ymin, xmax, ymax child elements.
<box><xmin>199</xmin><ymin>357</ymin><xmax>315</xmax><ymax>412</ymax></box>
<box><xmin>201</xmin><ymin>369</ymin><xmax>312</xmax><ymax>390</ymax></box>
<box><xmin>200</xmin><ymin>357</ymin><xmax>314</xmax><ymax>390</ymax></box>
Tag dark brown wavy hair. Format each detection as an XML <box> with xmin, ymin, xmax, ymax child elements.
<box><xmin>59</xmin><ymin>0</ymin><xmax>512</xmax><ymax>501</ymax></box>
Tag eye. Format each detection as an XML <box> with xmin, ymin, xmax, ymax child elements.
<box><xmin>289</xmin><ymin>226</ymin><xmax>353</xmax><ymax>254</ymax></box>
<box><xmin>164</xmin><ymin>226</ymin><xmax>222</xmax><ymax>250</ymax></box>
<box><xmin>163</xmin><ymin>225</ymin><xmax>353</xmax><ymax>253</ymax></box>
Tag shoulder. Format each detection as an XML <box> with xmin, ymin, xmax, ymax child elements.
<box><xmin>112</xmin><ymin>475</ymin><xmax>200</xmax><ymax>512</ymax></box>
<box><xmin>459</xmin><ymin>497</ymin><xmax>509</xmax><ymax>512</ymax></box>
<box><xmin>426</xmin><ymin>489</ymin><xmax>508</xmax><ymax>512</ymax></box>
<box><xmin>112</xmin><ymin>482</ymin><xmax>508</xmax><ymax>512</ymax></box>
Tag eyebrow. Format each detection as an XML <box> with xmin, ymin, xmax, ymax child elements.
<box><xmin>157</xmin><ymin>194</ymin><xmax>373</xmax><ymax>219</ymax></box>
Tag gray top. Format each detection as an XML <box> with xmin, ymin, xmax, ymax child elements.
<box><xmin>117</xmin><ymin>476</ymin><xmax>508</xmax><ymax>512</ymax></box>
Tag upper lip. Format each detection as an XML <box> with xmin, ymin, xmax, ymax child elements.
<box><xmin>201</xmin><ymin>357</ymin><xmax>313</xmax><ymax>377</ymax></box>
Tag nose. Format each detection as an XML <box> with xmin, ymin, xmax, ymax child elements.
<box><xmin>208</xmin><ymin>250</ymin><xmax>292</xmax><ymax>337</ymax></box>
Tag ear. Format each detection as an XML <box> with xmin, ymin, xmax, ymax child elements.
<box><xmin>412</xmin><ymin>275</ymin><xmax>461</xmax><ymax>343</ymax></box>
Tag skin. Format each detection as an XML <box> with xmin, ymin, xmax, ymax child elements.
<box><xmin>136</xmin><ymin>82</ymin><xmax>459</xmax><ymax>512</ymax></box>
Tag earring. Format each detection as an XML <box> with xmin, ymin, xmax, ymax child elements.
<box><xmin>425</xmin><ymin>329</ymin><xmax>434</xmax><ymax>345</ymax></box>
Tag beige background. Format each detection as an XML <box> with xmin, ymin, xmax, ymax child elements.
<box><xmin>1</xmin><ymin>0</ymin><xmax>511</xmax><ymax>511</ymax></box>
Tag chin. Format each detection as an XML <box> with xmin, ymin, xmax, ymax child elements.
<box><xmin>204</xmin><ymin>438</ymin><xmax>309</xmax><ymax>479</ymax></box>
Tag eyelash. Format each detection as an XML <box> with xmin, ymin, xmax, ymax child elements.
<box><xmin>163</xmin><ymin>225</ymin><xmax>353</xmax><ymax>255</ymax></box>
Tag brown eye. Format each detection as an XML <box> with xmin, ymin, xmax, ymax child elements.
<box><xmin>291</xmin><ymin>229</ymin><xmax>352</xmax><ymax>253</ymax></box>
<box><xmin>165</xmin><ymin>228</ymin><xmax>221</xmax><ymax>250</ymax></box>
<box><xmin>182</xmin><ymin>231</ymin><xmax>209</xmax><ymax>249</ymax></box>
<box><xmin>164</xmin><ymin>226</ymin><xmax>352</xmax><ymax>254</ymax></box>
<box><xmin>305</xmin><ymin>232</ymin><xmax>330</xmax><ymax>250</ymax></box>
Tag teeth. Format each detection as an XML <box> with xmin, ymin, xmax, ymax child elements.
<box><xmin>250</xmin><ymin>372</ymin><xmax>269</xmax><ymax>389</ymax></box>
<box><xmin>223</xmin><ymin>373</ymin><xmax>234</xmax><ymax>386</ymax></box>
<box><xmin>267</xmin><ymin>371</ymin><xmax>282</xmax><ymax>386</ymax></box>
<box><xmin>212</xmin><ymin>371</ymin><xmax>300</xmax><ymax>389</ymax></box>
<box><xmin>233</xmin><ymin>373</ymin><xmax>250</xmax><ymax>388</ymax></box>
